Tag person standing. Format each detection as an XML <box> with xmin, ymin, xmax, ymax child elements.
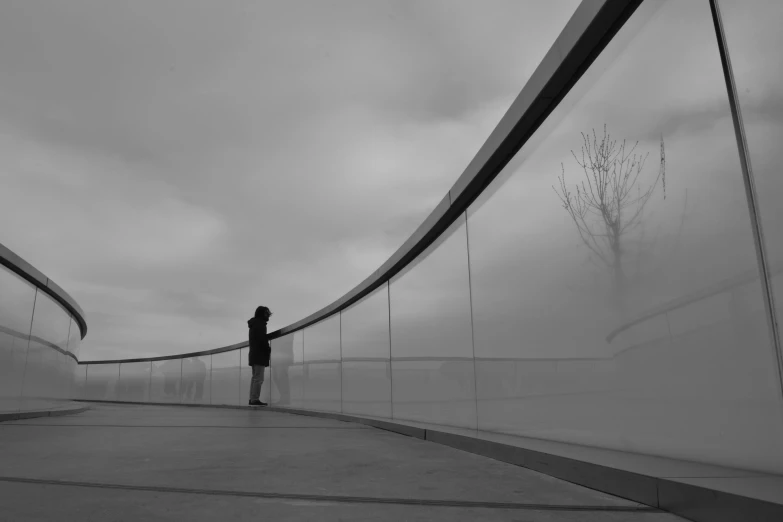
<box><xmin>248</xmin><ymin>306</ymin><xmax>272</xmax><ymax>406</ymax></box>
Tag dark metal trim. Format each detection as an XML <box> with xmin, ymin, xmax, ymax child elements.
<box><xmin>709</xmin><ymin>0</ymin><xmax>783</xmax><ymax>395</ymax></box>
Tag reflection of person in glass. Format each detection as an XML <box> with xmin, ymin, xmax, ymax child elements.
<box><xmin>181</xmin><ymin>357</ymin><xmax>195</xmax><ymax>401</ymax></box>
<box><xmin>248</xmin><ymin>306</ymin><xmax>272</xmax><ymax>406</ymax></box>
<box><xmin>271</xmin><ymin>332</ymin><xmax>293</xmax><ymax>406</ymax></box>
<box><xmin>193</xmin><ymin>357</ymin><xmax>207</xmax><ymax>402</ymax></box>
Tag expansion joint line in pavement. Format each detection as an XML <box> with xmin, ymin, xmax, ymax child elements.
<box><xmin>2</xmin><ymin>424</ymin><xmax>368</xmax><ymax>429</ymax></box>
<box><xmin>0</xmin><ymin>476</ymin><xmax>660</xmax><ymax>513</ymax></box>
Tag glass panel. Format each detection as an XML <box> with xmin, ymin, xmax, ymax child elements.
<box><xmin>0</xmin><ymin>268</ymin><xmax>36</xmax><ymax>412</ymax></box>
<box><xmin>467</xmin><ymin>0</ymin><xmax>783</xmax><ymax>473</ymax></box>
<box><xmin>150</xmin><ymin>359</ymin><xmax>182</xmax><ymax>403</ymax></box>
<box><xmin>67</xmin><ymin>317</ymin><xmax>82</xmax><ymax>359</ymax></box>
<box><xmin>270</xmin><ymin>333</ymin><xmax>296</xmax><ymax>407</ymax></box>
<box><xmin>273</xmin><ymin>330</ymin><xmax>305</xmax><ymax>408</ymax></box>
<box><xmin>181</xmin><ymin>356</ymin><xmax>211</xmax><ymax>405</ymax></box>
<box><xmin>83</xmin><ymin>363</ymin><xmax>119</xmax><ymax>401</ymax></box>
<box><xmin>67</xmin><ymin>355</ymin><xmax>78</xmax><ymax>397</ymax></box>
<box><xmin>719</xmin><ymin>0</ymin><xmax>783</xmax><ymax>387</ymax></box>
<box><xmin>302</xmin><ymin>314</ymin><xmax>341</xmax><ymax>412</ymax></box>
<box><xmin>71</xmin><ymin>363</ymin><xmax>87</xmax><ymax>401</ymax></box>
<box><xmin>52</xmin><ymin>351</ymin><xmax>69</xmax><ymax>399</ymax></box>
<box><xmin>210</xmin><ymin>350</ymin><xmax>240</xmax><ymax>406</ymax></box>
<box><xmin>389</xmin><ymin>214</ymin><xmax>475</xmax><ymax>428</ymax></box>
<box><xmin>341</xmin><ymin>284</ymin><xmax>392</xmax><ymax>417</ymax></box>
<box><xmin>117</xmin><ymin>362</ymin><xmax>151</xmax><ymax>402</ymax></box>
<box><xmin>22</xmin><ymin>291</ymin><xmax>71</xmax><ymax>400</ymax></box>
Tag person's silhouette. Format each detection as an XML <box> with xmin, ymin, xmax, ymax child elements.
<box><xmin>181</xmin><ymin>358</ymin><xmax>195</xmax><ymax>401</ymax></box>
<box><xmin>248</xmin><ymin>306</ymin><xmax>272</xmax><ymax>406</ymax></box>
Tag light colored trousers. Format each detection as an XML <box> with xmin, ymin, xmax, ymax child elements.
<box><xmin>249</xmin><ymin>365</ymin><xmax>266</xmax><ymax>401</ymax></box>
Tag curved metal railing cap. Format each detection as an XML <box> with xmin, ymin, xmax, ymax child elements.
<box><xmin>0</xmin><ymin>240</ymin><xmax>88</xmax><ymax>339</ymax></box>
<box><xmin>271</xmin><ymin>0</ymin><xmax>640</xmax><ymax>338</ymax></box>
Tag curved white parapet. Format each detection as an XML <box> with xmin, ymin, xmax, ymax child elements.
<box><xmin>0</xmin><ymin>241</ymin><xmax>88</xmax><ymax>414</ymax></box>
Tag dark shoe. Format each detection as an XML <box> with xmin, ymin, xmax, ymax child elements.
<box><xmin>248</xmin><ymin>400</ymin><xmax>267</xmax><ymax>406</ymax></box>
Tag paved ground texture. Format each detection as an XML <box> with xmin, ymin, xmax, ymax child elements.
<box><xmin>0</xmin><ymin>403</ymin><xmax>688</xmax><ymax>521</ymax></box>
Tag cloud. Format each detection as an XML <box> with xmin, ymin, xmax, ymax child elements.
<box><xmin>0</xmin><ymin>0</ymin><xmax>587</xmax><ymax>359</ymax></box>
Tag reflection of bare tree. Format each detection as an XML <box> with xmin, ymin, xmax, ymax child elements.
<box><xmin>553</xmin><ymin>125</ymin><xmax>680</xmax><ymax>316</ymax></box>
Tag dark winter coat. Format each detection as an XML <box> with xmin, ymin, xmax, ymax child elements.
<box><xmin>248</xmin><ymin>317</ymin><xmax>271</xmax><ymax>367</ymax></box>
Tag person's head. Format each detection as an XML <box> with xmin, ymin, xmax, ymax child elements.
<box><xmin>255</xmin><ymin>306</ymin><xmax>272</xmax><ymax>322</ymax></box>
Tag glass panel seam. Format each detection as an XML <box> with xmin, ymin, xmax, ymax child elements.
<box><xmin>710</xmin><ymin>0</ymin><xmax>783</xmax><ymax>397</ymax></box>
<box><xmin>465</xmin><ymin>211</ymin><xmax>479</xmax><ymax>431</ymax></box>
<box><xmin>387</xmin><ymin>280</ymin><xmax>394</xmax><ymax>419</ymax></box>
<box><xmin>339</xmin><ymin>311</ymin><xmax>343</xmax><ymax>413</ymax></box>
<box><xmin>65</xmin><ymin>317</ymin><xmax>72</xmax><ymax>354</ymax></box>
<box><xmin>19</xmin><ymin>288</ymin><xmax>39</xmax><ymax>401</ymax></box>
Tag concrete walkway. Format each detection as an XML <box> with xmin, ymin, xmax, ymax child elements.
<box><xmin>0</xmin><ymin>403</ymin><xmax>687</xmax><ymax>521</ymax></box>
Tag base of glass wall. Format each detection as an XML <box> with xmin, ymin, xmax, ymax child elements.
<box><xmin>0</xmin><ymin>399</ymin><xmax>88</xmax><ymax>422</ymax></box>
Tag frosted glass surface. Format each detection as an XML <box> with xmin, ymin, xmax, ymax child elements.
<box><xmin>0</xmin><ymin>268</ymin><xmax>36</xmax><ymax>410</ymax></box>
<box><xmin>67</xmin><ymin>317</ymin><xmax>82</xmax><ymax>358</ymax></box>
<box><xmin>210</xmin><ymin>350</ymin><xmax>240</xmax><ymax>406</ymax></box>
<box><xmin>303</xmin><ymin>315</ymin><xmax>341</xmax><ymax>411</ymax></box>
<box><xmin>84</xmin><ymin>364</ymin><xmax>119</xmax><ymax>401</ymax></box>
<box><xmin>272</xmin><ymin>331</ymin><xmax>304</xmax><ymax>408</ymax></box>
<box><xmin>117</xmin><ymin>362</ymin><xmax>151</xmax><ymax>402</ymax></box>
<box><xmin>270</xmin><ymin>333</ymin><xmax>298</xmax><ymax>407</ymax></box>
<box><xmin>22</xmin><ymin>291</ymin><xmax>71</xmax><ymax>399</ymax></box>
<box><xmin>341</xmin><ymin>285</ymin><xmax>392</xmax><ymax>417</ymax></box>
<box><xmin>466</xmin><ymin>0</ymin><xmax>783</xmax><ymax>473</ymax></box>
<box><xmin>389</xmin><ymin>215</ymin><xmax>476</xmax><ymax>428</ymax></box>
<box><xmin>71</xmin><ymin>363</ymin><xmax>87</xmax><ymax>401</ymax></box>
<box><xmin>150</xmin><ymin>359</ymin><xmax>181</xmax><ymax>403</ymax></box>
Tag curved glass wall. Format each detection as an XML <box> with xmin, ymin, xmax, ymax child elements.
<box><xmin>466</xmin><ymin>0</ymin><xmax>783</xmax><ymax>472</ymax></box>
<box><xmin>389</xmin><ymin>214</ymin><xmax>475</xmax><ymax>428</ymax></box>
<box><xmin>70</xmin><ymin>0</ymin><xmax>783</xmax><ymax>476</ymax></box>
<box><xmin>340</xmin><ymin>284</ymin><xmax>392</xmax><ymax>417</ymax></box>
<box><xmin>0</xmin><ymin>260</ymin><xmax>86</xmax><ymax>413</ymax></box>
<box><xmin>302</xmin><ymin>314</ymin><xmax>341</xmax><ymax>412</ymax></box>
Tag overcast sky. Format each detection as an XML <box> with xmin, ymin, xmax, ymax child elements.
<box><xmin>0</xmin><ymin>0</ymin><xmax>580</xmax><ymax>359</ymax></box>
